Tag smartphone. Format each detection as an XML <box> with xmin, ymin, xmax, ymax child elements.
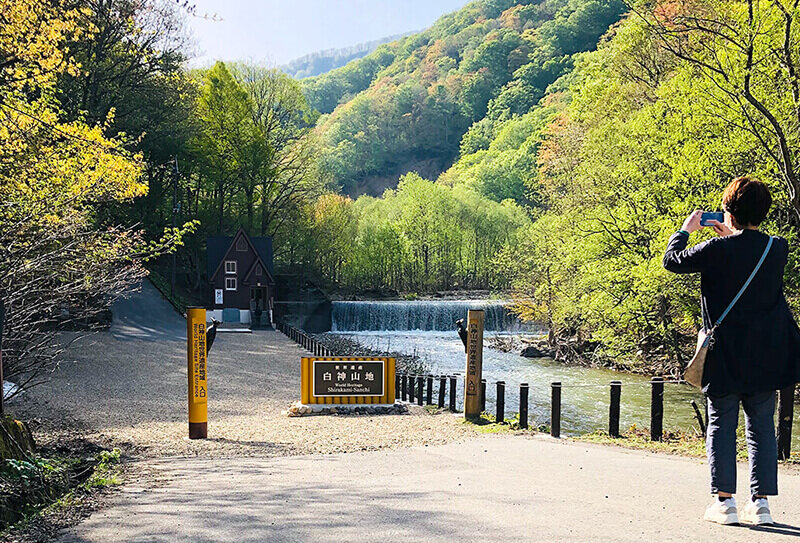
<box><xmin>700</xmin><ymin>211</ymin><xmax>724</xmax><ymax>226</ymax></box>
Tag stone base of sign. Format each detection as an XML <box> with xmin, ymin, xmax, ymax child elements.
<box><xmin>284</xmin><ymin>401</ymin><xmax>408</xmax><ymax>417</ymax></box>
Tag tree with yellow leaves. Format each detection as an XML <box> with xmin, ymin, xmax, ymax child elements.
<box><xmin>0</xmin><ymin>0</ymin><xmax>194</xmax><ymax>394</ymax></box>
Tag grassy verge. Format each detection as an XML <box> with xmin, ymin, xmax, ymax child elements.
<box><xmin>455</xmin><ymin>414</ymin><xmax>800</xmax><ymax>466</ymax></box>
<box><xmin>574</xmin><ymin>424</ymin><xmax>800</xmax><ymax>464</ymax></box>
<box><xmin>1</xmin><ymin>448</ymin><xmax>122</xmax><ymax>537</ymax></box>
<box><xmin>461</xmin><ymin>411</ymin><xmax>542</xmax><ymax>434</ymax></box>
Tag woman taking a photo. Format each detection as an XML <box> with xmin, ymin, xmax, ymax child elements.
<box><xmin>663</xmin><ymin>176</ymin><xmax>800</xmax><ymax>526</ymax></box>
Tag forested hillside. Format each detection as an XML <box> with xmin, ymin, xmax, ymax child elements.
<box><xmin>300</xmin><ymin>0</ymin><xmax>800</xmax><ymax>373</ymax></box>
<box><xmin>281</xmin><ymin>33</ymin><xmax>411</xmax><ymax>79</ymax></box>
<box><xmin>305</xmin><ymin>0</ymin><xmax>626</xmax><ymax>196</ymax></box>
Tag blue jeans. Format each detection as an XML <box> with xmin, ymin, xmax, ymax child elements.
<box><xmin>706</xmin><ymin>391</ymin><xmax>778</xmax><ymax>496</ymax></box>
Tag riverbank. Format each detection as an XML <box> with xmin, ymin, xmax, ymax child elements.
<box><xmin>322</xmin><ymin>330</ymin><xmax>800</xmax><ymax>450</ymax></box>
<box><xmin>308</xmin><ymin>332</ymin><xmax>430</xmax><ymax>374</ymax></box>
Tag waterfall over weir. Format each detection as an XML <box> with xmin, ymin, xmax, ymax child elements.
<box><xmin>331</xmin><ymin>300</ymin><xmax>529</xmax><ymax>332</ymax></box>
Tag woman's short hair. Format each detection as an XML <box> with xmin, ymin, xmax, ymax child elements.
<box><xmin>722</xmin><ymin>176</ymin><xmax>772</xmax><ymax>227</ymax></box>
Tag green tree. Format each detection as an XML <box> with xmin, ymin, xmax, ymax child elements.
<box><xmin>1</xmin><ymin>0</ymin><xmax>193</xmax><ymax>392</ymax></box>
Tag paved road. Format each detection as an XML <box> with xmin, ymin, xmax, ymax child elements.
<box><xmin>58</xmin><ymin>435</ymin><xmax>800</xmax><ymax>542</ymax></box>
<box><xmin>111</xmin><ymin>279</ymin><xmax>185</xmax><ymax>341</ymax></box>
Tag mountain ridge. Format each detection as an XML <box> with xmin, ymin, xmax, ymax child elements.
<box><xmin>281</xmin><ymin>32</ymin><xmax>414</xmax><ymax>79</ymax></box>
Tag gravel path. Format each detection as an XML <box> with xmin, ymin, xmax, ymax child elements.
<box><xmin>12</xmin><ymin>329</ymin><xmax>479</xmax><ymax>458</ymax></box>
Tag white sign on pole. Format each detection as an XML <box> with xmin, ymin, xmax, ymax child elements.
<box><xmin>215</xmin><ymin>289</ymin><xmax>223</xmax><ymax>305</ymax></box>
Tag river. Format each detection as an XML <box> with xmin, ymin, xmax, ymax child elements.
<box><xmin>327</xmin><ymin>300</ymin><xmax>800</xmax><ymax>447</ymax></box>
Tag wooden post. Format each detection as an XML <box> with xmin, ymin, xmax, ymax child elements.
<box><xmin>449</xmin><ymin>376</ymin><xmax>457</xmax><ymax>412</ymax></box>
<box><xmin>395</xmin><ymin>372</ymin><xmax>401</xmax><ymax>401</ymax></box>
<box><xmin>187</xmin><ymin>307</ymin><xmax>208</xmax><ymax>439</ymax></box>
<box><xmin>438</xmin><ymin>376</ymin><xmax>446</xmax><ymax>408</ymax></box>
<box><xmin>408</xmin><ymin>374</ymin><xmax>415</xmax><ymax>402</ymax></box>
<box><xmin>496</xmin><ymin>381</ymin><xmax>505</xmax><ymax>423</ymax></box>
<box><xmin>519</xmin><ymin>383</ymin><xmax>529</xmax><ymax>429</ymax></box>
<box><xmin>691</xmin><ymin>400</ymin><xmax>707</xmax><ymax>436</ymax></box>
<box><xmin>479</xmin><ymin>378</ymin><xmax>487</xmax><ymax>413</ymax></box>
<box><xmin>551</xmin><ymin>382</ymin><xmax>561</xmax><ymax>438</ymax></box>
<box><xmin>650</xmin><ymin>377</ymin><xmax>664</xmax><ymax>442</ymax></box>
<box><xmin>426</xmin><ymin>375</ymin><xmax>433</xmax><ymax>405</ymax></box>
<box><xmin>401</xmin><ymin>373</ymin><xmax>407</xmax><ymax>401</ymax></box>
<box><xmin>777</xmin><ymin>385</ymin><xmax>795</xmax><ymax>460</ymax></box>
<box><xmin>609</xmin><ymin>381</ymin><xmax>622</xmax><ymax>438</ymax></box>
<box><xmin>0</xmin><ymin>299</ymin><xmax>4</xmax><ymax>417</ymax></box>
<box><xmin>464</xmin><ymin>309</ymin><xmax>485</xmax><ymax>419</ymax></box>
<box><xmin>416</xmin><ymin>375</ymin><xmax>424</xmax><ymax>406</ymax></box>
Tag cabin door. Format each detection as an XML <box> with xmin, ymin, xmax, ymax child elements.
<box><xmin>250</xmin><ymin>286</ymin><xmax>268</xmax><ymax>310</ymax></box>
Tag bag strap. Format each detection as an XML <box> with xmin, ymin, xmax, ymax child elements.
<box><xmin>714</xmin><ymin>235</ymin><xmax>773</xmax><ymax>327</ymax></box>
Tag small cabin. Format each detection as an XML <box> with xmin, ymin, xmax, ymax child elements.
<box><xmin>207</xmin><ymin>228</ymin><xmax>275</xmax><ymax>326</ymax></box>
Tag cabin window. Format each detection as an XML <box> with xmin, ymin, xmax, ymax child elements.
<box><xmin>255</xmin><ymin>265</ymin><xmax>262</xmax><ymax>276</ymax></box>
<box><xmin>225</xmin><ymin>277</ymin><xmax>237</xmax><ymax>291</ymax></box>
<box><xmin>236</xmin><ymin>237</ymin><xmax>247</xmax><ymax>252</ymax></box>
<box><xmin>225</xmin><ymin>260</ymin><xmax>237</xmax><ymax>274</ymax></box>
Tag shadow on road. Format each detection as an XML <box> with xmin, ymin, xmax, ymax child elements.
<box><xmin>111</xmin><ymin>280</ymin><xmax>185</xmax><ymax>342</ymax></box>
<box><xmin>749</xmin><ymin>523</ymin><xmax>800</xmax><ymax>537</ymax></box>
<box><xmin>58</xmin><ymin>475</ymin><xmax>465</xmax><ymax>543</ymax></box>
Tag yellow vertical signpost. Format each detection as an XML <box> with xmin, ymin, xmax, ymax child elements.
<box><xmin>187</xmin><ymin>307</ymin><xmax>208</xmax><ymax>439</ymax></box>
<box><xmin>464</xmin><ymin>309</ymin><xmax>484</xmax><ymax>419</ymax></box>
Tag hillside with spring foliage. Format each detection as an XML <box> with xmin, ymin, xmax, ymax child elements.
<box><xmin>304</xmin><ymin>0</ymin><xmax>626</xmax><ymax>196</ymax></box>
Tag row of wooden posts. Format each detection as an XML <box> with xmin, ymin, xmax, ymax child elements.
<box><xmin>277</xmin><ymin>322</ymin><xmax>795</xmax><ymax>458</ymax></box>
<box><xmin>393</xmin><ymin>373</ymin><xmax>670</xmax><ymax>441</ymax></box>
<box><xmin>277</xmin><ymin>322</ymin><xmax>332</xmax><ymax>357</ymax></box>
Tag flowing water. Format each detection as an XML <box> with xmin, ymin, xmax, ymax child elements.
<box><xmin>328</xmin><ymin>301</ymin><xmax>800</xmax><ymax>447</ymax></box>
<box><xmin>331</xmin><ymin>300</ymin><xmax>533</xmax><ymax>332</ymax></box>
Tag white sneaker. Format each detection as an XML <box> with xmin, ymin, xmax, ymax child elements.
<box><xmin>741</xmin><ymin>497</ymin><xmax>774</xmax><ymax>525</ymax></box>
<box><xmin>704</xmin><ymin>497</ymin><xmax>739</xmax><ymax>525</ymax></box>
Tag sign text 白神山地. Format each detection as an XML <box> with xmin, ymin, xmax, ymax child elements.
<box><xmin>312</xmin><ymin>360</ymin><xmax>384</xmax><ymax>397</ymax></box>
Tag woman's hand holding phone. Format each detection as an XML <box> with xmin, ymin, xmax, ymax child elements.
<box><xmin>681</xmin><ymin>209</ymin><xmax>733</xmax><ymax>236</ymax></box>
<box><xmin>706</xmin><ymin>219</ymin><xmax>732</xmax><ymax>237</ymax></box>
<box><xmin>681</xmin><ymin>209</ymin><xmax>704</xmax><ymax>233</ymax></box>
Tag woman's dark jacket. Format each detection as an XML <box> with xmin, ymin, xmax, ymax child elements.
<box><xmin>663</xmin><ymin>229</ymin><xmax>800</xmax><ymax>395</ymax></box>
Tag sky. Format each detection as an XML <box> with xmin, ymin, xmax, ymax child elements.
<box><xmin>187</xmin><ymin>0</ymin><xmax>468</xmax><ymax>68</ymax></box>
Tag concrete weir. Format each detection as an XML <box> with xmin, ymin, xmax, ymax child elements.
<box><xmin>331</xmin><ymin>299</ymin><xmax>531</xmax><ymax>332</ymax></box>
